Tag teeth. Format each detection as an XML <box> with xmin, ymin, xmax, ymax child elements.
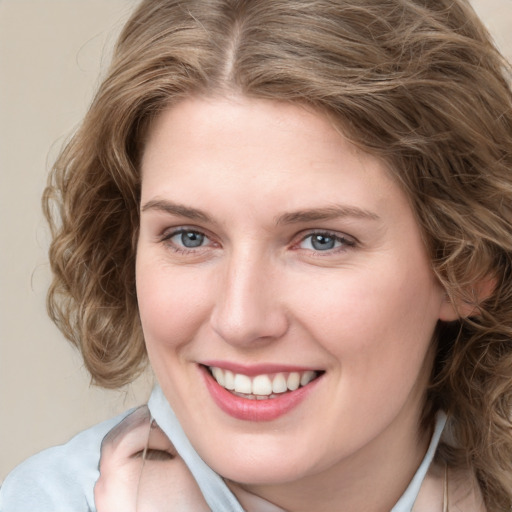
<box><xmin>252</xmin><ymin>375</ymin><xmax>273</xmax><ymax>395</ymax></box>
<box><xmin>211</xmin><ymin>367</ymin><xmax>225</xmax><ymax>387</ymax></box>
<box><xmin>234</xmin><ymin>373</ymin><xmax>252</xmax><ymax>394</ymax></box>
<box><xmin>272</xmin><ymin>373</ymin><xmax>287</xmax><ymax>394</ymax></box>
<box><xmin>224</xmin><ymin>370</ymin><xmax>235</xmax><ymax>390</ymax></box>
<box><xmin>287</xmin><ymin>372</ymin><xmax>300</xmax><ymax>391</ymax></box>
<box><xmin>209</xmin><ymin>367</ymin><xmax>319</xmax><ymax>397</ymax></box>
<box><xmin>300</xmin><ymin>370</ymin><xmax>316</xmax><ymax>386</ymax></box>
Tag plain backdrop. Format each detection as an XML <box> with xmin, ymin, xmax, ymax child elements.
<box><xmin>1</xmin><ymin>0</ymin><xmax>511</xmax><ymax>482</ymax></box>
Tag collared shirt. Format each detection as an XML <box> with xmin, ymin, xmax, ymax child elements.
<box><xmin>0</xmin><ymin>385</ymin><xmax>447</xmax><ymax>512</ymax></box>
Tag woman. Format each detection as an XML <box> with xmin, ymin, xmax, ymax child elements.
<box><xmin>1</xmin><ymin>0</ymin><xmax>511</xmax><ymax>511</ymax></box>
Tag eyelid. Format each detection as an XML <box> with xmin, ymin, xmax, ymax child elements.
<box><xmin>157</xmin><ymin>226</ymin><xmax>357</xmax><ymax>256</ymax></box>
<box><xmin>293</xmin><ymin>229</ymin><xmax>358</xmax><ymax>252</ymax></box>
<box><xmin>159</xmin><ymin>226</ymin><xmax>219</xmax><ymax>254</ymax></box>
<box><xmin>161</xmin><ymin>226</ymin><xmax>205</xmax><ymax>241</ymax></box>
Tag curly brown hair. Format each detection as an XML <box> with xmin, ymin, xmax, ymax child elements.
<box><xmin>43</xmin><ymin>0</ymin><xmax>512</xmax><ymax>509</ymax></box>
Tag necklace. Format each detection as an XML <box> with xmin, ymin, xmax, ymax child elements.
<box><xmin>443</xmin><ymin>464</ymin><xmax>449</xmax><ymax>512</ymax></box>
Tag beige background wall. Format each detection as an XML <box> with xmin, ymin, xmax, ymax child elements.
<box><xmin>1</xmin><ymin>0</ymin><xmax>511</xmax><ymax>482</ymax></box>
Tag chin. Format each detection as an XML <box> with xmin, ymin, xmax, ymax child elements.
<box><xmin>193</xmin><ymin>432</ymin><xmax>319</xmax><ymax>485</ymax></box>
<box><xmin>215</xmin><ymin>457</ymin><xmax>312</xmax><ymax>486</ymax></box>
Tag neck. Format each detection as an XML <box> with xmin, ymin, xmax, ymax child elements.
<box><xmin>228</xmin><ymin>407</ymin><xmax>432</xmax><ymax>512</ymax></box>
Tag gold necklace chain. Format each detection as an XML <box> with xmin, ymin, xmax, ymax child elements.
<box><xmin>412</xmin><ymin>463</ymin><xmax>449</xmax><ymax>512</ymax></box>
<box><xmin>443</xmin><ymin>463</ymin><xmax>449</xmax><ymax>512</ymax></box>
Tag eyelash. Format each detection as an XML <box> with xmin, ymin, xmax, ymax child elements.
<box><xmin>295</xmin><ymin>230</ymin><xmax>357</xmax><ymax>254</ymax></box>
<box><xmin>160</xmin><ymin>228</ymin><xmax>357</xmax><ymax>255</ymax></box>
<box><xmin>160</xmin><ymin>228</ymin><xmax>214</xmax><ymax>254</ymax></box>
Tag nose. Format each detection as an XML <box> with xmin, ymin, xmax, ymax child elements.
<box><xmin>209</xmin><ymin>250</ymin><xmax>289</xmax><ymax>347</ymax></box>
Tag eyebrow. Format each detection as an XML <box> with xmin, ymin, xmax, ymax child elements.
<box><xmin>141</xmin><ymin>199</ymin><xmax>212</xmax><ymax>222</ymax></box>
<box><xmin>276</xmin><ymin>205</ymin><xmax>380</xmax><ymax>225</ymax></box>
<box><xmin>141</xmin><ymin>199</ymin><xmax>380</xmax><ymax>225</ymax></box>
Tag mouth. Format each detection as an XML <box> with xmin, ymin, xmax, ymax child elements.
<box><xmin>200</xmin><ymin>364</ymin><xmax>324</xmax><ymax>421</ymax></box>
<box><xmin>207</xmin><ymin>366</ymin><xmax>320</xmax><ymax>400</ymax></box>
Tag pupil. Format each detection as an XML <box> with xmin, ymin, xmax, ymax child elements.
<box><xmin>181</xmin><ymin>231</ymin><xmax>204</xmax><ymax>248</ymax></box>
<box><xmin>312</xmin><ymin>234</ymin><xmax>334</xmax><ymax>250</ymax></box>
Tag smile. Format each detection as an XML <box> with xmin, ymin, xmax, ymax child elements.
<box><xmin>201</xmin><ymin>364</ymin><xmax>323</xmax><ymax>421</ymax></box>
<box><xmin>208</xmin><ymin>366</ymin><xmax>319</xmax><ymax>399</ymax></box>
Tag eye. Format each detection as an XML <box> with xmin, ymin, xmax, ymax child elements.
<box><xmin>162</xmin><ymin>229</ymin><xmax>211</xmax><ymax>251</ymax></box>
<box><xmin>298</xmin><ymin>232</ymin><xmax>355</xmax><ymax>252</ymax></box>
<box><xmin>173</xmin><ymin>230</ymin><xmax>205</xmax><ymax>248</ymax></box>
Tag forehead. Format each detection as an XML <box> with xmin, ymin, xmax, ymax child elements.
<box><xmin>141</xmin><ymin>96</ymin><xmax>354</xmax><ymax>172</ymax></box>
<box><xmin>140</xmin><ymin>96</ymin><xmax>412</xmax><ymax>230</ymax></box>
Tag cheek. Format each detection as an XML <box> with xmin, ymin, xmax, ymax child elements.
<box><xmin>136</xmin><ymin>257</ymin><xmax>213</xmax><ymax>350</ymax></box>
<box><xmin>294</xmin><ymin>262</ymin><xmax>442</xmax><ymax>381</ymax></box>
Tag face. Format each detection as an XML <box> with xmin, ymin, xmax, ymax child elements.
<box><xmin>136</xmin><ymin>96</ymin><xmax>455</xmax><ymax>489</ymax></box>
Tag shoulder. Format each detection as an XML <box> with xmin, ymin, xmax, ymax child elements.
<box><xmin>0</xmin><ymin>409</ymin><xmax>135</xmax><ymax>512</ymax></box>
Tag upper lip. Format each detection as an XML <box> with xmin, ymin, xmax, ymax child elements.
<box><xmin>200</xmin><ymin>360</ymin><xmax>322</xmax><ymax>376</ymax></box>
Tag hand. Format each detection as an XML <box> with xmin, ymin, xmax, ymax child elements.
<box><xmin>94</xmin><ymin>406</ymin><xmax>210</xmax><ymax>512</ymax></box>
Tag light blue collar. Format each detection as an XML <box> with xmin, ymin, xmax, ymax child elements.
<box><xmin>391</xmin><ymin>410</ymin><xmax>447</xmax><ymax>511</ymax></box>
<box><xmin>148</xmin><ymin>385</ymin><xmax>447</xmax><ymax>512</ymax></box>
<box><xmin>149</xmin><ymin>385</ymin><xmax>244</xmax><ymax>511</ymax></box>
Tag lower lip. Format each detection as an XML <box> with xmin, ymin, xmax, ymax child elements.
<box><xmin>200</xmin><ymin>366</ymin><xmax>321</xmax><ymax>421</ymax></box>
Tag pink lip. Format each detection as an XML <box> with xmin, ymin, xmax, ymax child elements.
<box><xmin>199</xmin><ymin>365</ymin><xmax>322</xmax><ymax>422</ymax></box>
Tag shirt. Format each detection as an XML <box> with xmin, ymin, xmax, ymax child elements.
<box><xmin>0</xmin><ymin>385</ymin><xmax>447</xmax><ymax>512</ymax></box>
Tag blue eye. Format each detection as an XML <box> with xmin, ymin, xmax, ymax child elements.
<box><xmin>168</xmin><ymin>230</ymin><xmax>206</xmax><ymax>249</ymax></box>
<box><xmin>299</xmin><ymin>232</ymin><xmax>353</xmax><ymax>252</ymax></box>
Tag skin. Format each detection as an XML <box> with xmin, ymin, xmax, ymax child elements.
<box><xmin>93</xmin><ymin>410</ymin><xmax>485</xmax><ymax>511</ymax></box>
<box><xmin>135</xmin><ymin>95</ymin><xmax>460</xmax><ymax>512</ymax></box>
<box><xmin>94</xmin><ymin>407</ymin><xmax>210</xmax><ymax>512</ymax></box>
